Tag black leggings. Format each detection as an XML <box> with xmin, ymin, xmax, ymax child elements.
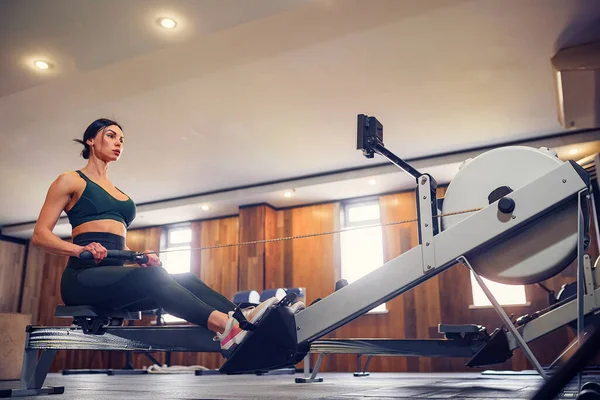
<box><xmin>61</xmin><ymin>232</ymin><xmax>236</xmax><ymax>328</ymax></box>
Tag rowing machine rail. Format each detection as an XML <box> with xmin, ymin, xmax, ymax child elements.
<box><xmin>294</xmin><ymin>159</ymin><xmax>589</xmax><ymax>345</ymax></box>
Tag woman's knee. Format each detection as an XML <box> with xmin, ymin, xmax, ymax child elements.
<box><xmin>172</xmin><ymin>271</ymin><xmax>198</xmax><ymax>282</ymax></box>
<box><xmin>133</xmin><ymin>265</ymin><xmax>172</xmax><ymax>285</ymax></box>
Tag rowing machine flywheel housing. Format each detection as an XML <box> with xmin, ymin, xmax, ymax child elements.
<box><xmin>441</xmin><ymin>146</ymin><xmax>579</xmax><ymax>285</ymax></box>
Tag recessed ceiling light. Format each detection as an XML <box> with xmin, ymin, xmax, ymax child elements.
<box><xmin>284</xmin><ymin>190</ymin><xmax>295</xmax><ymax>198</ymax></box>
<box><xmin>569</xmin><ymin>148</ymin><xmax>579</xmax><ymax>155</ymax></box>
<box><xmin>368</xmin><ymin>179</ymin><xmax>377</xmax><ymax>185</ymax></box>
<box><xmin>34</xmin><ymin>60</ymin><xmax>50</xmax><ymax>70</ymax></box>
<box><xmin>158</xmin><ymin>18</ymin><xmax>177</xmax><ymax>29</ymax></box>
<box><xmin>201</xmin><ymin>204</ymin><xmax>210</xmax><ymax>211</ymax></box>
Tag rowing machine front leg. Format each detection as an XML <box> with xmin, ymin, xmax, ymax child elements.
<box><xmin>0</xmin><ymin>346</ymin><xmax>63</xmax><ymax>398</ymax></box>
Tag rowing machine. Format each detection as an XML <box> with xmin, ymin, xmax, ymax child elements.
<box><xmin>219</xmin><ymin>114</ymin><xmax>593</xmax><ymax>379</ymax></box>
<box><xmin>5</xmin><ymin>114</ymin><xmax>594</xmax><ymax>396</ymax></box>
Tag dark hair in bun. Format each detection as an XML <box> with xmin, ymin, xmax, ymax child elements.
<box><xmin>73</xmin><ymin>118</ymin><xmax>122</xmax><ymax>159</ymax></box>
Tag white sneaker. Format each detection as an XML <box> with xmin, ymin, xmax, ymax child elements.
<box><xmin>214</xmin><ymin>297</ymin><xmax>281</xmax><ymax>353</ymax></box>
<box><xmin>213</xmin><ymin>312</ymin><xmax>246</xmax><ymax>351</ymax></box>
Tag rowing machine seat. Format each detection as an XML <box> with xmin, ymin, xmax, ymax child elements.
<box><xmin>55</xmin><ymin>305</ymin><xmax>142</xmax><ymax>320</ymax></box>
<box><xmin>55</xmin><ymin>305</ymin><xmax>142</xmax><ymax>335</ymax></box>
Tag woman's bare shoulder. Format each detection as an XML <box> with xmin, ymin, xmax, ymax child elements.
<box><xmin>52</xmin><ymin>171</ymin><xmax>84</xmax><ymax>192</ymax></box>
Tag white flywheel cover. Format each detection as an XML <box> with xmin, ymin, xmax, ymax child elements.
<box><xmin>441</xmin><ymin>146</ymin><xmax>578</xmax><ymax>285</ymax></box>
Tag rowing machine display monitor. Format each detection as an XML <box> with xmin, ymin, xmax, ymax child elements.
<box><xmin>356</xmin><ymin>114</ymin><xmax>440</xmax><ymax>244</ymax></box>
<box><xmin>356</xmin><ymin>114</ymin><xmax>427</xmax><ymax>182</ymax></box>
<box><xmin>356</xmin><ymin>114</ymin><xmax>383</xmax><ymax>158</ymax></box>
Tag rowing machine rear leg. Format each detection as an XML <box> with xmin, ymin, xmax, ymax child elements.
<box><xmin>295</xmin><ymin>354</ymin><xmax>324</xmax><ymax>383</ymax></box>
<box><xmin>353</xmin><ymin>355</ymin><xmax>372</xmax><ymax>377</ymax></box>
<box><xmin>0</xmin><ymin>348</ymin><xmax>63</xmax><ymax>398</ymax></box>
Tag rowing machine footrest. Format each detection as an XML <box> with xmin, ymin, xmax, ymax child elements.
<box><xmin>55</xmin><ymin>305</ymin><xmax>142</xmax><ymax>335</ymax></box>
<box><xmin>466</xmin><ymin>328</ymin><xmax>512</xmax><ymax>368</ymax></box>
<box><xmin>219</xmin><ymin>302</ymin><xmax>307</xmax><ymax>374</ymax></box>
<box><xmin>438</xmin><ymin>324</ymin><xmax>487</xmax><ymax>340</ymax></box>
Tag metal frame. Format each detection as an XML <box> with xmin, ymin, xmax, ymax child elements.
<box><xmin>25</xmin><ymin>325</ymin><xmax>219</xmax><ymax>351</ymax></box>
<box><xmin>294</xmin><ymin>160</ymin><xmax>588</xmax><ymax>345</ymax></box>
<box><xmin>299</xmin><ymin>335</ymin><xmax>488</xmax><ymax>380</ymax></box>
<box><xmin>418</xmin><ymin>174</ymin><xmax>437</xmax><ymax>273</ymax></box>
<box><xmin>504</xmin><ymin>257</ymin><xmax>597</xmax><ymax>352</ymax></box>
<box><xmin>290</xmin><ymin>145</ymin><xmax>598</xmax><ymax>386</ymax></box>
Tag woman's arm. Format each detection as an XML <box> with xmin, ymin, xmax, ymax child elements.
<box><xmin>32</xmin><ymin>173</ymin><xmax>85</xmax><ymax>257</ymax></box>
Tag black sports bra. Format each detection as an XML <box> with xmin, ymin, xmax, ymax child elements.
<box><xmin>66</xmin><ymin>171</ymin><xmax>136</xmax><ymax>229</ymax></box>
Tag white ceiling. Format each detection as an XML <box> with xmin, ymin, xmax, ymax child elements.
<box><xmin>2</xmin><ymin>0</ymin><xmax>600</xmax><ymax>238</ymax></box>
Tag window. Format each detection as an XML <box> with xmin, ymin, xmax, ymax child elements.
<box><xmin>340</xmin><ymin>200</ymin><xmax>386</xmax><ymax>313</ymax></box>
<box><xmin>161</xmin><ymin>225</ymin><xmax>192</xmax><ymax>275</ymax></box>
<box><xmin>159</xmin><ymin>224</ymin><xmax>193</xmax><ymax>323</ymax></box>
<box><xmin>470</xmin><ymin>272</ymin><xmax>527</xmax><ymax>307</ymax></box>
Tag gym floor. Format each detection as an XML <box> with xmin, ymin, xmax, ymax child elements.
<box><xmin>0</xmin><ymin>370</ymin><xmax>587</xmax><ymax>399</ymax></box>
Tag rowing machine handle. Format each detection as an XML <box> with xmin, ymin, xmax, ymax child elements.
<box><xmin>79</xmin><ymin>250</ymin><xmax>149</xmax><ymax>264</ymax></box>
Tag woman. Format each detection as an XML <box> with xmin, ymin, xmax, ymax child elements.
<box><xmin>32</xmin><ymin>118</ymin><xmax>302</xmax><ymax>352</ymax></box>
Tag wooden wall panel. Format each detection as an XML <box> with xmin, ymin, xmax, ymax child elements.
<box><xmin>20</xmin><ymin>244</ymin><xmax>45</xmax><ymax>323</ymax></box>
<box><xmin>265</xmin><ymin>206</ymin><xmax>284</xmax><ymax>289</ymax></box>
<box><xmin>0</xmin><ymin>240</ymin><xmax>26</xmax><ymax>313</ymax></box>
<box><xmin>285</xmin><ymin>203</ymin><xmax>339</xmax><ymax>371</ymax></box>
<box><xmin>196</xmin><ymin>216</ymin><xmax>239</xmax><ymax>370</ymax></box>
<box><xmin>281</xmin><ymin>209</ymin><xmax>295</xmax><ymax>288</ymax></box>
<box><xmin>199</xmin><ymin>217</ymin><xmax>240</xmax><ymax>303</ymax></box>
<box><xmin>238</xmin><ymin>206</ymin><xmax>265</xmax><ymax>291</ymax></box>
<box><xmin>239</xmin><ymin>205</ymin><xmax>280</xmax><ymax>292</ymax></box>
<box><xmin>289</xmin><ymin>203</ymin><xmax>338</xmax><ymax>306</ymax></box>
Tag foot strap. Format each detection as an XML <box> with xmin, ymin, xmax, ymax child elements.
<box><xmin>232</xmin><ymin>307</ymin><xmax>257</xmax><ymax>331</ymax></box>
<box><xmin>279</xmin><ymin>292</ymin><xmax>297</xmax><ymax>307</ymax></box>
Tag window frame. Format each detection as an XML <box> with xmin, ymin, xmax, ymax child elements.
<box><xmin>339</xmin><ymin>197</ymin><xmax>388</xmax><ymax>314</ymax></box>
<box><xmin>468</xmin><ymin>271</ymin><xmax>530</xmax><ymax>309</ymax></box>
